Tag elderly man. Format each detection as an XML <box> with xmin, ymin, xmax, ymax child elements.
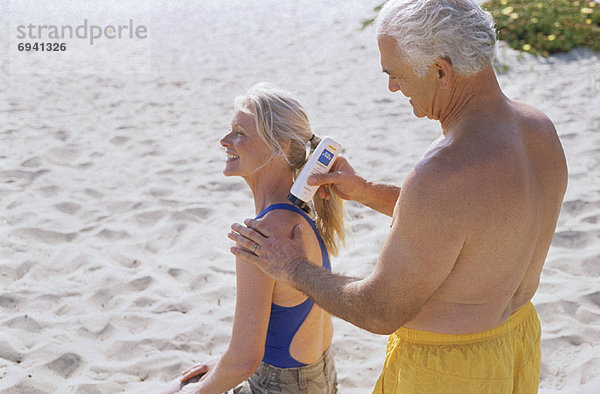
<box><xmin>230</xmin><ymin>0</ymin><xmax>567</xmax><ymax>392</ymax></box>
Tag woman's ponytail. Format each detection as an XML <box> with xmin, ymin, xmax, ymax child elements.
<box><xmin>307</xmin><ymin>134</ymin><xmax>345</xmax><ymax>256</ymax></box>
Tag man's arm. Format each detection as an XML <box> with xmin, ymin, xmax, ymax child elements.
<box><xmin>309</xmin><ymin>156</ymin><xmax>400</xmax><ymax>217</ymax></box>
<box><xmin>231</xmin><ymin>163</ymin><xmax>466</xmax><ymax>334</ymax></box>
<box><xmin>355</xmin><ymin>181</ymin><xmax>401</xmax><ymax>217</ymax></box>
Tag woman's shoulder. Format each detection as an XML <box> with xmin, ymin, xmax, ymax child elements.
<box><xmin>257</xmin><ymin>205</ymin><xmax>306</xmax><ymax>237</ymax></box>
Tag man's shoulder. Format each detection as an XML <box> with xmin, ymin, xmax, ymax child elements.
<box><xmin>403</xmin><ymin>138</ymin><xmax>505</xmax><ymax>218</ymax></box>
<box><xmin>401</xmin><ymin>153</ymin><xmax>472</xmax><ymax>213</ymax></box>
<box><xmin>412</xmin><ymin>144</ymin><xmax>475</xmax><ymax>190</ymax></box>
<box><xmin>510</xmin><ymin>99</ymin><xmax>557</xmax><ymax>135</ymax></box>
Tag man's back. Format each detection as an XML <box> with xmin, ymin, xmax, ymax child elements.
<box><xmin>403</xmin><ymin>97</ymin><xmax>568</xmax><ymax>334</ymax></box>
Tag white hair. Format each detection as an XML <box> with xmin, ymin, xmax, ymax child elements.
<box><xmin>375</xmin><ymin>0</ymin><xmax>496</xmax><ymax>76</ymax></box>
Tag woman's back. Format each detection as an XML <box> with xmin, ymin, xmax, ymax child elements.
<box><xmin>257</xmin><ymin>204</ymin><xmax>333</xmax><ymax>367</ymax></box>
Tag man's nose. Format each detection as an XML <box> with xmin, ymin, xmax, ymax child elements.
<box><xmin>388</xmin><ymin>77</ymin><xmax>400</xmax><ymax>92</ymax></box>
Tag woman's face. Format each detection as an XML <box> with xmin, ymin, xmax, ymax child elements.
<box><xmin>220</xmin><ymin>109</ymin><xmax>273</xmax><ymax>178</ymax></box>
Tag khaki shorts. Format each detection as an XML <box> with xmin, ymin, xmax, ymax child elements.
<box><xmin>179</xmin><ymin>347</ymin><xmax>337</xmax><ymax>394</ymax></box>
<box><xmin>233</xmin><ymin>347</ymin><xmax>338</xmax><ymax>394</ymax></box>
<box><xmin>373</xmin><ymin>302</ymin><xmax>541</xmax><ymax>393</ymax></box>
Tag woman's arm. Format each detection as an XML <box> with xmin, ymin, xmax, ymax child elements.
<box><xmin>181</xmin><ymin>256</ymin><xmax>275</xmax><ymax>393</ymax></box>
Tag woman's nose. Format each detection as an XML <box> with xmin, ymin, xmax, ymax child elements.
<box><xmin>220</xmin><ymin>133</ymin><xmax>231</xmax><ymax>147</ymax></box>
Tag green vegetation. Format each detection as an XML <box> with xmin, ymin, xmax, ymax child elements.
<box><xmin>362</xmin><ymin>1</ymin><xmax>600</xmax><ymax>56</ymax></box>
<box><xmin>482</xmin><ymin>0</ymin><xmax>600</xmax><ymax>56</ymax></box>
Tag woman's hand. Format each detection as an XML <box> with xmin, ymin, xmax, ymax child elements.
<box><xmin>180</xmin><ymin>358</ymin><xmax>217</xmax><ymax>384</ymax></box>
<box><xmin>178</xmin><ymin>382</ymin><xmax>202</xmax><ymax>394</ymax></box>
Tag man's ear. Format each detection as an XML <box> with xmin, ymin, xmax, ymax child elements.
<box><xmin>435</xmin><ymin>58</ymin><xmax>453</xmax><ymax>90</ymax></box>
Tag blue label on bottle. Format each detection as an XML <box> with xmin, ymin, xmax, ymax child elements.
<box><xmin>318</xmin><ymin>149</ymin><xmax>334</xmax><ymax>166</ymax></box>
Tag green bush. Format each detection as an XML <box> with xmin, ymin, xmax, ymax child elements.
<box><xmin>482</xmin><ymin>0</ymin><xmax>600</xmax><ymax>55</ymax></box>
<box><xmin>362</xmin><ymin>1</ymin><xmax>600</xmax><ymax>56</ymax></box>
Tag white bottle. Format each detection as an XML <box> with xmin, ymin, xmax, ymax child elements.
<box><xmin>288</xmin><ymin>137</ymin><xmax>342</xmax><ymax>213</ymax></box>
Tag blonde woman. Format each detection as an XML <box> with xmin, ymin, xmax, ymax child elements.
<box><xmin>163</xmin><ymin>83</ymin><xmax>344</xmax><ymax>393</ymax></box>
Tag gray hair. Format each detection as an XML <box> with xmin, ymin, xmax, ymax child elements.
<box><xmin>375</xmin><ymin>0</ymin><xmax>496</xmax><ymax>76</ymax></box>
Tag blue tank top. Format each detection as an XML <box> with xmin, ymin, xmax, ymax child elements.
<box><xmin>255</xmin><ymin>203</ymin><xmax>331</xmax><ymax>368</ymax></box>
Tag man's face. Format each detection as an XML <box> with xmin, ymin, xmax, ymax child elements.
<box><xmin>377</xmin><ymin>35</ymin><xmax>437</xmax><ymax>119</ymax></box>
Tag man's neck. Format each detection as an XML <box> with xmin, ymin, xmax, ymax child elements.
<box><xmin>440</xmin><ymin>67</ymin><xmax>503</xmax><ymax>135</ymax></box>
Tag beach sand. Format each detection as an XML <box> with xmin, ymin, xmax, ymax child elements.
<box><xmin>1</xmin><ymin>1</ymin><xmax>599</xmax><ymax>392</ymax></box>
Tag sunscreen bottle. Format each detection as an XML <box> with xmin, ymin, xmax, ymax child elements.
<box><xmin>288</xmin><ymin>137</ymin><xmax>342</xmax><ymax>213</ymax></box>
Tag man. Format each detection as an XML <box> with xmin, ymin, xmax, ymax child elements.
<box><xmin>229</xmin><ymin>0</ymin><xmax>567</xmax><ymax>392</ymax></box>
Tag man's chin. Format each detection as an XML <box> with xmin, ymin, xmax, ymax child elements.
<box><xmin>413</xmin><ymin>108</ymin><xmax>427</xmax><ymax>118</ymax></box>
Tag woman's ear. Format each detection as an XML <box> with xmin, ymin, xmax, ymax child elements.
<box><xmin>435</xmin><ymin>58</ymin><xmax>453</xmax><ymax>90</ymax></box>
<box><xmin>279</xmin><ymin>138</ymin><xmax>292</xmax><ymax>156</ymax></box>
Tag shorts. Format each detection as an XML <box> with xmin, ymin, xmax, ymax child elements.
<box><xmin>233</xmin><ymin>347</ymin><xmax>338</xmax><ymax>394</ymax></box>
<box><xmin>180</xmin><ymin>347</ymin><xmax>337</xmax><ymax>394</ymax></box>
<box><xmin>373</xmin><ymin>302</ymin><xmax>541</xmax><ymax>393</ymax></box>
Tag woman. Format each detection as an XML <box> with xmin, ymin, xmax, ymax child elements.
<box><xmin>163</xmin><ymin>82</ymin><xmax>345</xmax><ymax>393</ymax></box>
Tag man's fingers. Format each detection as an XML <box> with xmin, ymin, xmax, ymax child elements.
<box><xmin>231</xmin><ymin>246</ymin><xmax>261</xmax><ymax>264</ymax></box>
<box><xmin>317</xmin><ymin>186</ymin><xmax>330</xmax><ymax>200</ymax></box>
<box><xmin>230</xmin><ymin>222</ymin><xmax>266</xmax><ymax>243</ymax></box>
<box><xmin>308</xmin><ymin>172</ymin><xmax>341</xmax><ymax>187</ymax></box>
<box><xmin>228</xmin><ymin>229</ymin><xmax>258</xmax><ymax>251</ymax></box>
<box><xmin>243</xmin><ymin>218</ymin><xmax>271</xmax><ymax>237</ymax></box>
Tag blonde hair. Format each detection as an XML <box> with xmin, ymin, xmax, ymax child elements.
<box><xmin>234</xmin><ymin>82</ymin><xmax>345</xmax><ymax>256</ymax></box>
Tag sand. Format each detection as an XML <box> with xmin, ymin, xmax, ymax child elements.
<box><xmin>1</xmin><ymin>0</ymin><xmax>599</xmax><ymax>393</ymax></box>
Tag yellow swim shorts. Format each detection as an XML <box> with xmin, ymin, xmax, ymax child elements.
<box><xmin>373</xmin><ymin>302</ymin><xmax>541</xmax><ymax>394</ymax></box>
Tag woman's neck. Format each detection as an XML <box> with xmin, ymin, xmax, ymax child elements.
<box><xmin>244</xmin><ymin>164</ymin><xmax>295</xmax><ymax>214</ymax></box>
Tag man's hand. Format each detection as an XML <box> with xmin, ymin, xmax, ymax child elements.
<box><xmin>313</xmin><ymin>155</ymin><xmax>400</xmax><ymax>217</ymax></box>
<box><xmin>309</xmin><ymin>156</ymin><xmax>367</xmax><ymax>201</ymax></box>
<box><xmin>229</xmin><ymin>220</ymin><xmax>308</xmax><ymax>285</ymax></box>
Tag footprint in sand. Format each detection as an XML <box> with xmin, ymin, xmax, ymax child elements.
<box><xmin>581</xmin><ymin>255</ymin><xmax>600</xmax><ymax>276</ymax></box>
<box><xmin>95</xmin><ymin>228</ymin><xmax>131</xmax><ymax>240</ymax></box>
<box><xmin>54</xmin><ymin>202</ymin><xmax>82</xmax><ymax>215</ymax></box>
<box><xmin>45</xmin><ymin>353</ymin><xmax>82</xmax><ymax>378</ymax></box>
<box><xmin>110</xmin><ymin>136</ymin><xmax>130</xmax><ymax>146</ymax></box>
<box><xmin>171</xmin><ymin>207</ymin><xmax>213</xmax><ymax>222</ymax></box>
<box><xmin>0</xmin><ymin>340</ymin><xmax>22</xmax><ymax>363</ymax></box>
<box><xmin>134</xmin><ymin>210</ymin><xmax>168</xmax><ymax>227</ymax></box>
<box><xmin>10</xmin><ymin>228</ymin><xmax>77</xmax><ymax>244</ymax></box>
<box><xmin>0</xmin><ymin>293</ymin><xmax>25</xmax><ymax>310</ymax></box>
<box><xmin>46</xmin><ymin>147</ymin><xmax>81</xmax><ymax>167</ymax></box>
<box><xmin>582</xmin><ymin>214</ymin><xmax>599</xmax><ymax>224</ymax></box>
<box><xmin>4</xmin><ymin>315</ymin><xmax>42</xmax><ymax>332</ymax></box>
<box><xmin>575</xmin><ymin>304</ymin><xmax>600</xmax><ymax>325</ymax></box>
<box><xmin>582</xmin><ymin>291</ymin><xmax>600</xmax><ymax>308</ymax></box>
<box><xmin>551</xmin><ymin>230</ymin><xmax>596</xmax><ymax>249</ymax></box>
<box><xmin>579</xmin><ymin>358</ymin><xmax>600</xmax><ymax>385</ymax></box>
<box><xmin>0</xmin><ymin>169</ymin><xmax>50</xmax><ymax>188</ymax></box>
<box><xmin>561</xmin><ymin>199</ymin><xmax>600</xmax><ymax>217</ymax></box>
<box><xmin>127</xmin><ymin>276</ymin><xmax>153</xmax><ymax>292</ymax></box>
<box><xmin>20</xmin><ymin>156</ymin><xmax>41</xmax><ymax>168</ymax></box>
